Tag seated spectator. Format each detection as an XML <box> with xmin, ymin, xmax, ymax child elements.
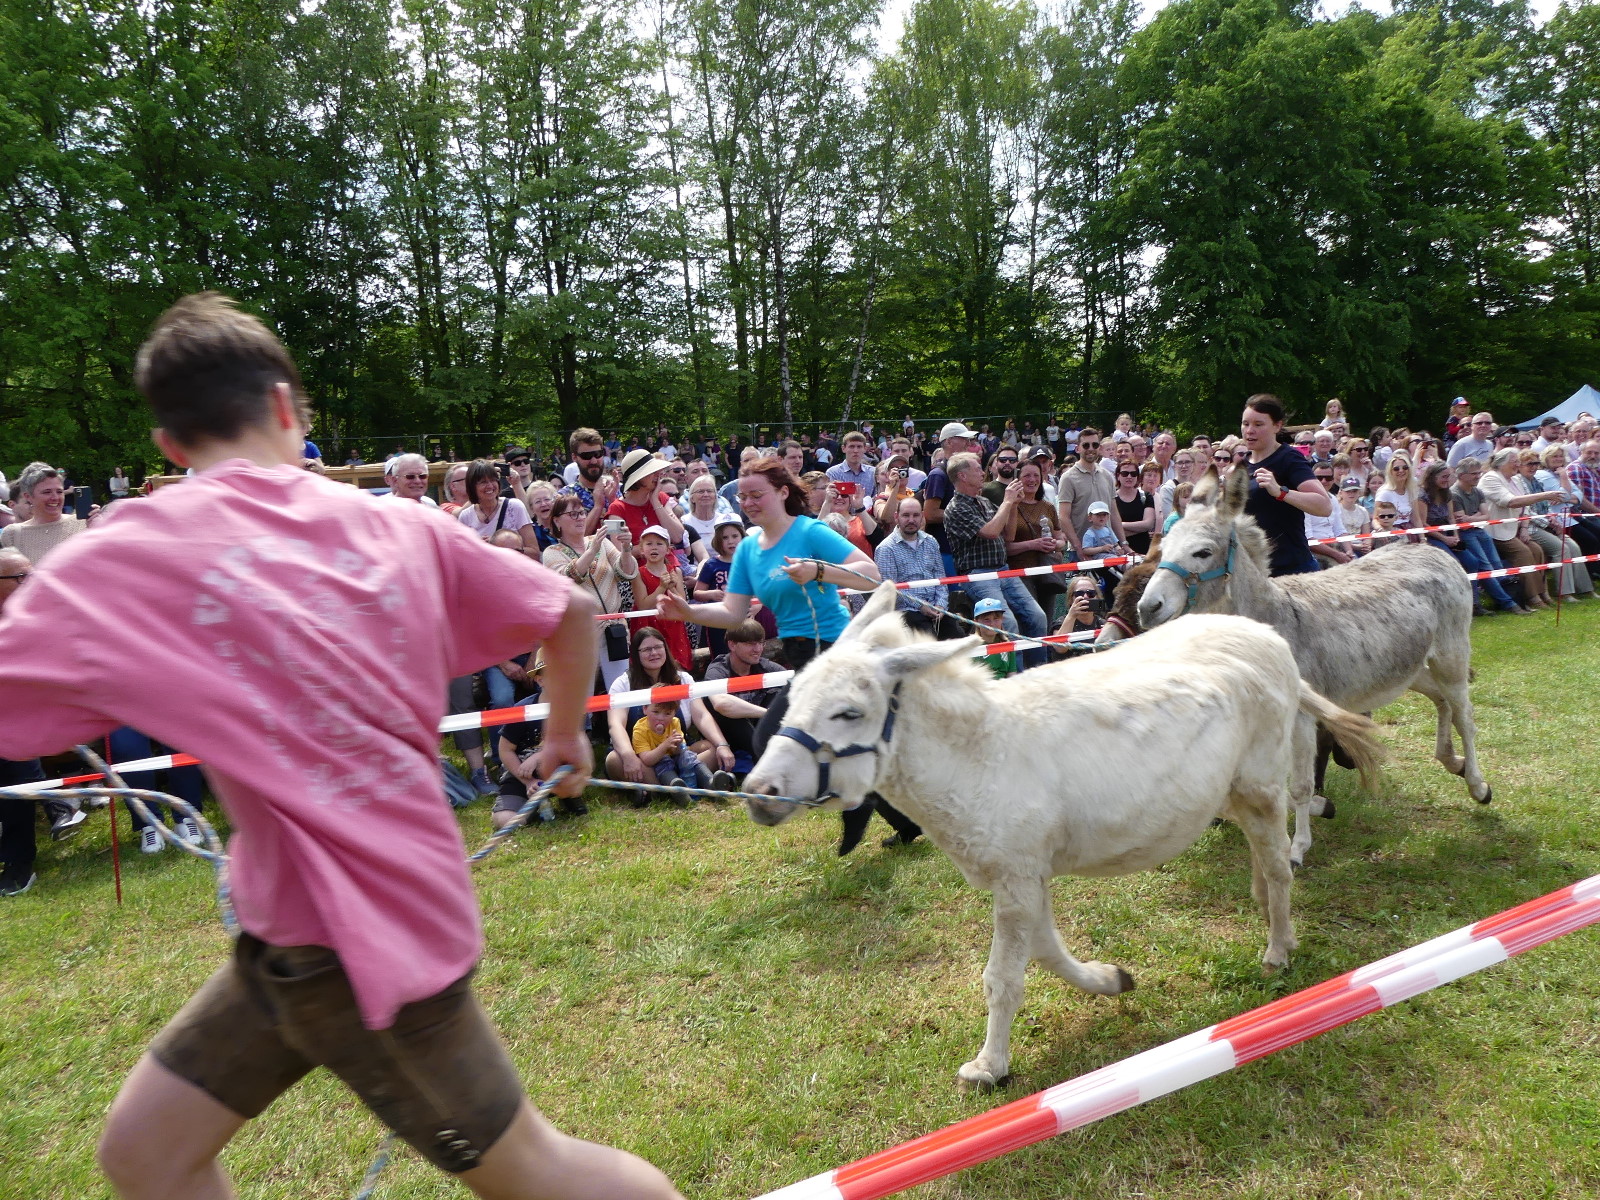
<box><xmin>1480</xmin><ymin>448</ymin><xmax>1555</xmax><ymax>608</ymax></box>
<box><xmin>702</xmin><ymin>620</ymin><xmax>784</xmax><ymax>771</ymax></box>
<box><xmin>972</xmin><ymin>598</ymin><xmax>1017</xmax><ymax>679</ymax></box>
<box><xmin>0</xmin><ymin>550</ymin><xmax>46</xmax><ymax>895</ymax></box>
<box><xmin>1371</xmin><ymin>501</ymin><xmax>1418</xmax><ymax>545</ymax></box>
<box><xmin>458</xmin><ymin>459</ymin><xmax>539</xmax><ymax>553</ymax></box>
<box><xmin>944</xmin><ymin>452</ymin><xmax>1049</xmax><ymax>670</ymax></box>
<box><xmin>439</xmin><ymin>462</ymin><xmax>469</xmax><ymax>515</ymax></box>
<box><xmin>1054</xmin><ymin>573</ymin><xmax>1107</xmax><ymax>637</ymax></box>
<box><xmin>1564</xmin><ymin>438</ymin><xmax>1600</xmax><ymax>558</ymax></box>
<box><xmin>1375</xmin><ymin>452</ymin><xmax>1419</xmax><ymax>528</ymax></box>
<box><xmin>383</xmin><ymin>453</ymin><xmax>438</xmax><ymax>506</ymax></box>
<box><xmin>1517</xmin><ymin>449</ymin><xmax>1592</xmax><ymax>600</ymax></box>
<box><xmin>1081</xmin><ymin>500</ymin><xmax>1120</xmax><ymax>558</ymax></box>
<box><xmin>0</xmin><ymin>463</ymin><xmax>90</xmax><ymax>563</ymax></box>
<box><xmin>604</xmin><ymin>627</ymin><xmax>734</xmax><ymax>788</ymax></box>
<box><xmin>633</xmin><ymin>700</ymin><xmax>715</xmax><ymax>792</ymax></box>
<box><xmin>1419</xmin><ymin>463</ymin><xmax>1463</xmax><ymax>555</ymax></box>
<box><xmin>1334</xmin><ymin>476</ymin><xmax>1372</xmax><ymax>547</ymax></box>
<box><xmin>543</xmin><ymin>495</ymin><xmax>638</xmax><ymax>689</ymax></box>
<box><xmin>107</xmin><ymin>727</ymin><xmax>207</xmax><ymax>854</ymax></box>
<box><xmin>1450</xmin><ymin>457</ymin><xmax>1530</xmax><ymax>615</ymax></box>
<box><xmin>1306</xmin><ymin>462</ymin><xmax>1351</xmax><ymax>567</ymax></box>
<box><xmin>488</xmin><ymin>675</ymin><xmax>577</xmax><ymax>831</ymax></box>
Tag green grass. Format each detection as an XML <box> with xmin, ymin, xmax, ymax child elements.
<box><xmin>4</xmin><ymin>604</ymin><xmax>1600</xmax><ymax>1199</ymax></box>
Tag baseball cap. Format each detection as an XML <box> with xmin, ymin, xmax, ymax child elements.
<box><xmin>1339</xmin><ymin>476</ymin><xmax>1361</xmax><ymax>491</ymax></box>
<box><xmin>638</xmin><ymin>524</ymin><xmax>671</xmax><ymax>541</ymax></box>
<box><xmin>1086</xmin><ymin>500</ymin><xmax>1110</xmax><ymax>515</ymax></box>
<box><xmin>938</xmin><ymin>421</ymin><xmax>977</xmax><ymax>442</ymax></box>
<box><xmin>973</xmin><ymin>597</ymin><xmax>1006</xmax><ymax>617</ymax></box>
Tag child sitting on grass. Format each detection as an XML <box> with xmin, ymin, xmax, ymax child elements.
<box><xmin>632</xmin><ymin>700</ymin><xmax>711</xmax><ymax>791</ymax></box>
<box><xmin>972</xmin><ymin>597</ymin><xmax>1017</xmax><ymax>680</ymax></box>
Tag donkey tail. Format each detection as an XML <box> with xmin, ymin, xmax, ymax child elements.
<box><xmin>1297</xmin><ymin>681</ymin><xmax>1383</xmax><ymax>793</ymax></box>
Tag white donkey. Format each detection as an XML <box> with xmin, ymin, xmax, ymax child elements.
<box><xmin>1138</xmin><ymin>466</ymin><xmax>1486</xmax><ymax>867</ymax></box>
<box><xmin>744</xmin><ymin>583</ymin><xmax>1380</xmax><ymax>1088</ymax></box>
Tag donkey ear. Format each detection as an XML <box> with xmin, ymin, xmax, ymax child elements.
<box><xmin>1145</xmin><ymin>531</ymin><xmax>1163</xmax><ymax>559</ymax></box>
<box><xmin>1220</xmin><ymin>460</ymin><xmax>1249</xmax><ymax>515</ymax></box>
<box><xmin>1190</xmin><ymin>466</ymin><xmax>1221</xmax><ymax>509</ymax></box>
<box><xmin>835</xmin><ymin>580</ymin><xmax>899</xmax><ymax>645</ymax></box>
<box><xmin>877</xmin><ymin>636</ymin><xmax>982</xmax><ymax>679</ymax></box>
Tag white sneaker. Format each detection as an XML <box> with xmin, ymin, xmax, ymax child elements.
<box><xmin>176</xmin><ymin>818</ymin><xmax>203</xmax><ymax>847</ymax></box>
<box><xmin>139</xmin><ymin>826</ymin><xmax>163</xmax><ymax>855</ymax></box>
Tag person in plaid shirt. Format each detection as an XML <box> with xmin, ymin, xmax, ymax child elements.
<box><xmin>944</xmin><ymin>453</ymin><xmax>1049</xmax><ymax>668</ymax></box>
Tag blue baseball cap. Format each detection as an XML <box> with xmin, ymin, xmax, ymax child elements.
<box><xmin>973</xmin><ymin>598</ymin><xmax>1006</xmax><ymax>617</ymax></box>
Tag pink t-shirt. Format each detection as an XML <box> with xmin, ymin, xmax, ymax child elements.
<box><xmin>0</xmin><ymin>460</ymin><xmax>572</xmax><ymax>1028</ymax></box>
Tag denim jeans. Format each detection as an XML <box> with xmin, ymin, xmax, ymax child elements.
<box><xmin>109</xmin><ymin>726</ymin><xmax>205</xmax><ymax>830</ymax></box>
<box><xmin>1456</xmin><ymin>528</ymin><xmax>1516</xmax><ymax>609</ymax></box>
<box><xmin>958</xmin><ymin>576</ymin><xmax>1050</xmax><ymax>669</ymax></box>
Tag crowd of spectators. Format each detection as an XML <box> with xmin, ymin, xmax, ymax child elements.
<box><xmin>5</xmin><ymin>399</ymin><xmax>1599</xmax><ymax>894</ymax></box>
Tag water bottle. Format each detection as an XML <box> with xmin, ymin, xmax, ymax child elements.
<box><xmin>1039</xmin><ymin>516</ymin><xmax>1054</xmax><ymax>555</ymax></box>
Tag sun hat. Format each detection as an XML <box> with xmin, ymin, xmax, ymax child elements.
<box><xmin>973</xmin><ymin>597</ymin><xmax>1006</xmax><ymax>617</ymax></box>
<box><xmin>619</xmin><ymin>448</ymin><xmax>669</xmax><ymax>492</ymax></box>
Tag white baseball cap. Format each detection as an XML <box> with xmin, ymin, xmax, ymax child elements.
<box><xmin>939</xmin><ymin>421</ymin><xmax>977</xmax><ymax>442</ymax></box>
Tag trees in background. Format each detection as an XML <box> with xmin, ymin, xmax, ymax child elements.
<box><xmin>2</xmin><ymin>0</ymin><xmax>1598</xmax><ymax>482</ymax></box>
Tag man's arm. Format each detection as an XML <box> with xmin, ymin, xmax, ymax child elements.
<box><xmin>1057</xmin><ymin>495</ymin><xmax>1080</xmax><ymax>556</ymax></box>
<box><xmin>709</xmin><ymin>693</ymin><xmax>766</xmax><ymax>720</ymax></box>
<box><xmin>531</xmin><ymin>586</ymin><xmax>599</xmax><ymax>798</ymax></box>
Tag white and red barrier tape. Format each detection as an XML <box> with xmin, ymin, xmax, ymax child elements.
<box><xmin>1307</xmin><ymin>513</ymin><xmax>1534</xmax><ymax>546</ymax></box>
<box><xmin>753</xmin><ymin>875</ymin><xmax>1600</xmax><ymax>1200</ymax></box>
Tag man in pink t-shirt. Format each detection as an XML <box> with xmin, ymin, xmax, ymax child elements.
<box><xmin>0</xmin><ymin>294</ymin><xmax>682</xmax><ymax>1200</ymax></box>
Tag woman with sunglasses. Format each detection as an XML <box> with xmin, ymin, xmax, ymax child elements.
<box><xmin>1375</xmin><ymin>451</ymin><xmax>1420</xmax><ymax>529</ymax></box>
<box><xmin>439</xmin><ymin>463</ymin><xmax>470</xmax><ymax>516</ymax></box>
<box><xmin>1054</xmin><ymin>573</ymin><xmax>1107</xmax><ymax>635</ymax></box>
<box><xmin>1113</xmin><ymin>462</ymin><xmax>1156</xmax><ymax>556</ymax></box>
<box><xmin>1240</xmin><ymin>394</ymin><xmax>1332</xmax><ymax>576</ymax></box>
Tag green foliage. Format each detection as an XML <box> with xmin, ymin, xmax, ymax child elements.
<box><xmin>2</xmin><ymin>0</ymin><xmax>1598</xmax><ymax>485</ymax></box>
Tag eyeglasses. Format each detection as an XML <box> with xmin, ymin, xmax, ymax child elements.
<box><xmin>1515</xmin><ymin>440</ymin><xmax>1532</xmax><ymax>447</ymax></box>
<box><xmin>508</xmin><ymin>457</ymin><xmax>530</xmax><ymax>466</ymax></box>
<box><xmin>575</xmin><ymin>449</ymin><xmax>605</xmax><ymax>460</ymax></box>
<box><xmin>399</xmin><ymin>473</ymin><xmax>428</xmax><ymax>481</ymax></box>
<box><xmin>1392</xmin><ymin>464</ymin><xmax>1410</xmax><ymax>471</ymax></box>
<box><xmin>1078</xmin><ymin>441</ymin><xmax>1100</xmax><ymax>450</ymax></box>
<box><xmin>1213</xmin><ymin>454</ymin><xmax>1230</xmax><ymax>462</ymax></box>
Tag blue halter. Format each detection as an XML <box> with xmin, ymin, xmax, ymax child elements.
<box><xmin>1154</xmin><ymin>530</ymin><xmax>1237</xmax><ymax>615</ymax></box>
<box><xmin>774</xmin><ymin>682</ymin><xmax>902</xmax><ymax>801</ymax></box>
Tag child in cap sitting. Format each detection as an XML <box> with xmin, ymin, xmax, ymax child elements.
<box><xmin>972</xmin><ymin>597</ymin><xmax>1017</xmax><ymax>680</ymax></box>
<box><xmin>632</xmin><ymin>700</ymin><xmax>711</xmax><ymax>790</ymax></box>
<box><xmin>1081</xmin><ymin>501</ymin><xmax>1119</xmax><ymax>557</ymax></box>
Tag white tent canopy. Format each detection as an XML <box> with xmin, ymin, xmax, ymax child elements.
<box><xmin>1516</xmin><ymin>384</ymin><xmax>1600</xmax><ymax>430</ymax></box>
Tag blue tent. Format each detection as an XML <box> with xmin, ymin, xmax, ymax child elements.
<box><xmin>1516</xmin><ymin>384</ymin><xmax>1600</xmax><ymax>430</ymax></box>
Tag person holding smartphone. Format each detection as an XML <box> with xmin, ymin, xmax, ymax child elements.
<box><xmin>824</xmin><ymin>431</ymin><xmax>875</xmax><ymax>512</ymax></box>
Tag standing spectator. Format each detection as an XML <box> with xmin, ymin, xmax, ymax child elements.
<box><xmin>1321</xmin><ymin>398</ymin><xmax>1347</xmax><ymax>429</ymax></box>
<box><xmin>1156</xmin><ymin>447</ymin><xmax>1198</xmax><ymax>524</ymax></box>
<box><xmin>980</xmin><ymin>445</ymin><xmax>1020</xmax><ymax>505</ymax></box>
<box><xmin>1110</xmin><ymin>413</ymin><xmax>1135</xmax><ymax>442</ymax></box>
<box><xmin>693</xmin><ymin>519</ymin><xmax>745</xmax><ymax>660</ymax></box>
<box><xmin>543</xmin><ymin>496</ymin><xmax>638</xmax><ymax>689</ymax></box>
<box><xmin>824</xmin><ymin>432</ymin><xmax>876</xmax><ymax>516</ymax></box>
<box><xmin>458</xmin><ymin>460</ymin><xmax>538</xmax><ymax>553</ymax></box>
<box><xmin>609</xmin><ymin>449</ymin><xmax>686</xmax><ymax>549</ymax></box>
<box><xmin>921</xmin><ymin>422</ymin><xmax>978</xmax><ymax>570</ymax></box>
<box><xmin>1003</xmin><ymin>459</ymin><xmax>1066</xmax><ymax>614</ymax></box>
<box><xmin>874</xmin><ymin>497</ymin><xmax>951</xmax><ymax>638</ymax></box>
<box><xmin>1056</xmin><ymin>428</ymin><xmax>1127</xmax><ymax>558</ymax></box>
<box><xmin>1240</xmin><ymin>394</ymin><xmax>1329</xmax><ymax>577</ymax></box>
<box><xmin>944</xmin><ymin>452</ymin><xmax>1049</xmax><ymax>670</ymax></box>
<box><xmin>1478</xmin><ymin>448</ymin><xmax>1554</xmax><ymax>608</ymax></box>
<box><xmin>1447</xmin><ymin>412</ymin><xmax>1498</xmax><ymax>467</ymax></box>
<box><xmin>0</xmin><ymin>464</ymin><xmax>90</xmax><ymax>564</ymax></box>
<box><xmin>631</xmin><ymin>528</ymin><xmax>694</xmax><ymax>671</ymax></box>
<box><xmin>719</xmin><ymin>445</ymin><xmax>762</xmax><ymax>518</ymax></box>
<box><xmin>561</xmin><ymin>427</ymin><xmax>615</xmax><ymax>535</ymax></box>
<box><xmin>1444</xmin><ymin>397</ymin><xmax>1470</xmax><ymax>447</ymax></box>
<box><xmin>1112</xmin><ymin>462</ymin><xmax>1156</xmax><ymax>556</ymax></box>
<box><xmin>1149</xmin><ymin>431</ymin><xmax>1178</xmax><ymax>481</ymax></box>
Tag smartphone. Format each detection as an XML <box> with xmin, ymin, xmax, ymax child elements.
<box><xmin>604</xmin><ymin>517</ymin><xmax>626</xmax><ymax>536</ymax></box>
<box><xmin>835</xmin><ymin>481</ymin><xmax>858</xmax><ymax>496</ymax></box>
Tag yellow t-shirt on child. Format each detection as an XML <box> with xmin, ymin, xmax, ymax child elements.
<box><xmin>632</xmin><ymin>716</ymin><xmax>683</xmax><ymax>754</ymax></box>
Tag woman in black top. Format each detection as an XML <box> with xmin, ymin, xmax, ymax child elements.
<box><xmin>1240</xmin><ymin>393</ymin><xmax>1333</xmax><ymax>576</ymax></box>
<box><xmin>1112</xmin><ymin>462</ymin><xmax>1156</xmax><ymax>555</ymax></box>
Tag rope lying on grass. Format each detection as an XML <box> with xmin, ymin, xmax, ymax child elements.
<box><xmin>752</xmin><ymin>874</ymin><xmax>1600</xmax><ymax>1200</ymax></box>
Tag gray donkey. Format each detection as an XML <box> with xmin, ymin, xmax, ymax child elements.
<box><xmin>1138</xmin><ymin>466</ymin><xmax>1486</xmax><ymax>867</ymax></box>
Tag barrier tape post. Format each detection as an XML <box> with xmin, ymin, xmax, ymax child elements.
<box><xmin>754</xmin><ymin>875</ymin><xmax>1600</xmax><ymax>1200</ymax></box>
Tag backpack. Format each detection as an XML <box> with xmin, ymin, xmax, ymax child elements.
<box><xmin>441</xmin><ymin>758</ymin><xmax>479</xmax><ymax>808</ymax></box>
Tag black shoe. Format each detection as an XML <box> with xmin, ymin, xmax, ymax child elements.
<box><xmin>559</xmin><ymin>797</ymin><xmax>589</xmax><ymax>817</ymax></box>
<box><xmin>709</xmin><ymin>770</ymin><xmax>736</xmax><ymax>794</ymax></box>
<box><xmin>0</xmin><ymin>871</ymin><xmax>38</xmax><ymax>897</ymax></box>
<box><xmin>50</xmin><ymin>808</ymin><xmax>86</xmax><ymax>841</ymax></box>
<box><xmin>881</xmin><ymin>832</ymin><xmax>921</xmax><ymax>849</ymax></box>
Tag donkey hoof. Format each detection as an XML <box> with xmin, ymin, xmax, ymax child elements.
<box><xmin>957</xmin><ymin>1060</ymin><xmax>1007</xmax><ymax>1092</ymax></box>
<box><xmin>1318</xmin><ymin>799</ymin><xmax>1336</xmax><ymax>821</ymax></box>
<box><xmin>1478</xmin><ymin>786</ymin><xmax>1493</xmax><ymax>806</ymax></box>
<box><xmin>1110</xmin><ymin>965</ymin><xmax>1137</xmax><ymax>994</ymax></box>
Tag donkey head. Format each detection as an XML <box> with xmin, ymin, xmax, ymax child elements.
<box><xmin>1137</xmin><ymin>465</ymin><xmax>1246</xmax><ymax>628</ymax></box>
<box><xmin>743</xmin><ymin>582</ymin><xmax>979</xmax><ymax>825</ymax></box>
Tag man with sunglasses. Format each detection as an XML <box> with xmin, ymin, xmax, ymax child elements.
<box><xmin>1305</xmin><ymin>466</ymin><xmax>1352</xmax><ymax>567</ymax></box>
<box><xmin>1056</xmin><ymin>427</ymin><xmax>1129</xmax><ymax>560</ymax></box>
<box><xmin>560</xmin><ymin>427</ymin><xmax>616</xmax><ymax>535</ymax></box>
<box><xmin>980</xmin><ymin>446</ymin><xmax>1020</xmax><ymax>505</ymax></box>
<box><xmin>1447</xmin><ymin>412</ymin><xmax>1498</xmax><ymax>468</ymax></box>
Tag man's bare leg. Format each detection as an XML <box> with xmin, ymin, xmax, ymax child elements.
<box><xmin>99</xmin><ymin>1055</ymin><xmax>246</xmax><ymax>1200</ymax></box>
<box><xmin>462</xmin><ymin>1102</ymin><xmax>684</xmax><ymax>1200</ymax></box>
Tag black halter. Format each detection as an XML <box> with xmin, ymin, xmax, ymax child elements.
<box><xmin>773</xmin><ymin>682</ymin><xmax>902</xmax><ymax>801</ymax></box>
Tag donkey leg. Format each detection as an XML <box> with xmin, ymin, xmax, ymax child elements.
<box><xmin>1409</xmin><ymin>672</ymin><xmax>1464</xmax><ymax>777</ymax></box>
<box><xmin>1228</xmin><ymin>787</ymin><xmax>1298</xmax><ymax>969</ymax></box>
<box><xmin>1288</xmin><ymin>714</ymin><xmax>1319</xmax><ymax>870</ymax></box>
<box><xmin>959</xmin><ymin>887</ymin><xmax>1037</xmax><ymax>1090</ymax></box>
<box><xmin>1026</xmin><ymin>880</ymin><xmax>1136</xmax><ymax>997</ymax></box>
<box><xmin>1439</xmin><ymin>672</ymin><xmax>1490</xmax><ymax>804</ymax></box>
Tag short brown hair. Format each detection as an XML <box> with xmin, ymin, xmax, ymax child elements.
<box><xmin>726</xmin><ymin>619</ymin><xmax>766</xmax><ymax>645</ymax></box>
<box><xmin>569</xmin><ymin>427</ymin><xmax>602</xmax><ymax>454</ymax></box>
<box><xmin>134</xmin><ymin>292</ymin><xmax>305</xmax><ymax>445</ymax></box>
